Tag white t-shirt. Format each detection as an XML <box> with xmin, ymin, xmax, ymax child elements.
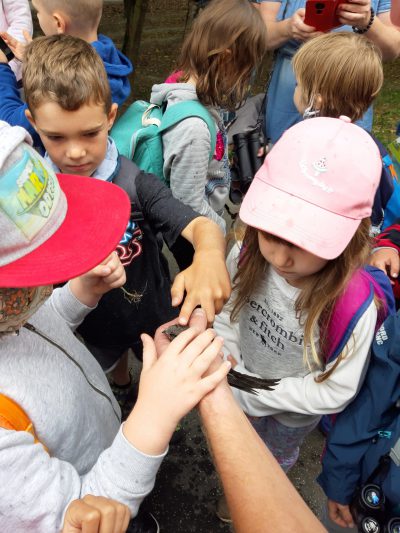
<box><xmin>214</xmin><ymin>244</ymin><xmax>378</xmax><ymax>427</ymax></box>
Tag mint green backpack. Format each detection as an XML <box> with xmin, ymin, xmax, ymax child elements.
<box><xmin>110</xmin><ymin>100</ymin><xmax>217</xmax><ymax>186</ymax></box>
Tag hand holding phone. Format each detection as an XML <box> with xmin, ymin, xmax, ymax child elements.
<box><xmin>304</xmin><ymin>0</ymin><xmax>343</xmax><ymax>32</ymax></box>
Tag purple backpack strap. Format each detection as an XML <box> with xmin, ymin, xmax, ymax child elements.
<box><xmin>324</xmin><ymin>269</ymin><xmax>388</xmax><ymax>364</ymax></box>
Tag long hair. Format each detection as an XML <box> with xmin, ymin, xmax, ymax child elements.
<box><xmin>178</xmin><ymin>0</ymin><xmax>268</xmax><ymax>110</ymax></box>
<box><xmin>292</xmin><ymin>32</ymin><xmax>383</xmax><ymax>121</ymax></box>
<box><xmin>231</xmin><ymin>219</ymin><xmax>374</xmax><ymax>379</ymax></box>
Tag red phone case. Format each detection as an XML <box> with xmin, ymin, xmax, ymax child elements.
<box><xmin>304</xmin><ymin>0</ymin><xmax>342</xmax><ymax>32</ymax></box>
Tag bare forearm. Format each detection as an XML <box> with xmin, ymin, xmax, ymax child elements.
<box><xmin>199</xmin><ymin>387</ymin><xmax>326</xmax><ymax>533</ymax></box>
<box><xmin>256</xmin><ymin>3</ymin><xmax>293</xmax><ymax>49</ymax></box>
<box><xmin>366</xmin><ymin>14</ymin><xmax>400</xmax><ymax>60</ymax></box>
<box><xmin>182</xmin><ymin>217</ymin><xmax>226</xmax><ymax>258</ymax></box>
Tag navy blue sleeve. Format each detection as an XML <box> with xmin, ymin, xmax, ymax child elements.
<box><xmin>0</xmin><ymin>64</ymin><xmax>41</xmax><ymax>147</ymax></box>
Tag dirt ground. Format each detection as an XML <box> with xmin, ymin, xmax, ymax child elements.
<box><xmin>97</xmin><ymin>3</ymin><xmax>327</xmax><ymax>531</ymax></box>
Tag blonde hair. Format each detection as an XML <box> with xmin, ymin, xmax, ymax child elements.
<box><xmin>178</xmin><ymin>0</ymin><xmax>268</xmax><ymax>110</ymax></box>
<box><xmin>39</xmin><ymin>0</ymin><xmax>103</xmax><ymax>32</ymax></box>
<box><xmin>292</xmin><ymin>32</ymin><xmax>383</xmax><ymax>121</ymax></box>
<box><xmin>23</xmin><ymin>35</ymin><xmax>111</xmax><ymax>116</ymax></box>
<box><xmin>231</xmin><ymin>219</ymin><xmax>375</xmax><ymax>381</ymax></box>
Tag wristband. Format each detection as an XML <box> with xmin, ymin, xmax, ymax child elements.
<box><xmin>352</xmin><ymin>7</ymin><xmax>375</xmax><ymax>34</ymax></box>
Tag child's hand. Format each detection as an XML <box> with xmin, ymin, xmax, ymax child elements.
<box><xmin>327</xmin><ymin>499</ymin><xmax>354</xmax><ymax>528</ymax></box>
<box><xmin>0</xmin><ymin>31</ymin><xmax>32</xmax><ymax>62</ymax></box>
<box><xmin>70</xmin><ymin>252</ymin><xmax>126</xmax><ymax>307</ymax></box>
<box><xmin>62</xmin><ymin>495</ymin><xmax>130</xmax><ymax>533</ymax></box>
<box><xmin>369</xmin><ymin>248</ymin><xmax>400</xmax><ymax>283</ymax></box>
<box><xmin>171</xmin><ymin>250</ymin><xmax>231</xmax><ymax>325</ymax></box>
<box><xmin>154</xmin><ymin>309</ymin><xmax>207</xmax><ymax>356</ymax></box>
<box><xmin>123</xmin><ymin>326</ymin><xmax>231</xmax><ymax>455</ymax></box>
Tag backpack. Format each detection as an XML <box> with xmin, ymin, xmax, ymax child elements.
<box><xmin>110</xmin><ymin>100</ymin><xmax>217</xmax><ymax>186</ymax></box>
<box><xmin>318</xmin><ymin>310</ymin><xmax>400</xmax><ymax>510</ymax></box>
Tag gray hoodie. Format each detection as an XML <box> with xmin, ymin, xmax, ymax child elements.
<box><xmin>0</xmin><ymin>284</ymin><xmax>166</xmax><ymax>533</ymax></box>
<box><xmin>150</xmin><ymin>83</ymin><xmax>229</xmax><ymax>233</ymax></box>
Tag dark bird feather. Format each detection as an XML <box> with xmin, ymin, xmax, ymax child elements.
<box><xmin>163</xmin><ymin>325</ymin><xmax>280</xmax><ymax>395</ymax></box>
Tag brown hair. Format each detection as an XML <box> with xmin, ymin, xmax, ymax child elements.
<box><xmin>23</xmin><ymin>35</ymin><xmax>111</xmax><ymax>116</ymax></box>
<box><xmin>292</xmin><ymin>32</ymin><xmax>383</xmax><ymax>121</ymax></box>
<box><xmin>231</xmin><ymin>219</ymin><xmax>375</xmax><ymax>380</ymax></box>
<box><xmin>38</xmin><ymin>0</ymin><xmax>103</xmax><ymax>32</ymax></box>
<box><xmin>178</xmin><ymin>0</ymin><xmax>268</xmax><ymax>110</ymax></box>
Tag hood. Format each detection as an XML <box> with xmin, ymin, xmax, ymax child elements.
<box><xmin>150</xmin><ymin>82</ymin><xmax>198</xmax><ymax>107</ymax></box>
<box><xmin>92</xmin><ymin>35</ymin><xmax>133</xmax><ymax>106</ymax></box>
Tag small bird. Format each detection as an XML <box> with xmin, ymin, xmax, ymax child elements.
<box><xmin>163</xmin><ymin>324</ymin><xmax>280</xmax><ymax>395</ymax></box>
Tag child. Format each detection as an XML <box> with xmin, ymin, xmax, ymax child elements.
<box><xmin>291</xmin><ymin>32</ymin><xmax>400</xmax><ymax>280</ymax></box>
<box><xmin>213</xmin><ymin>116</ymin><xmax>384</xmax><ymax>521</ymax></box>
<box><xmin>0</xmin><ymin>0</ymin><xmax>132</xmax><ymax>147</ymax></box>
<box><xmin>0</xmin><ymin>0</ymin><xmax>32</xmax><ymax>81</ymax></box>
<box><xmin>22</xmin><ymin>34</ymin><xmax>231</xmax><ymax>414</ymax></box>
<box><xmin>0</xmin><ymin>120</ymin><xmax>230</xmax><ymax>531</ymax></box>
<box><xmin>149</xmin><ymin>0</ymin><xmax>267</xmax><ymax>253</ymax></box>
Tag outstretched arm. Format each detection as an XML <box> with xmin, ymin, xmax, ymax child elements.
<box><xmin>172</xmin><ymin>217</ymin><xmax>231</xmax><ymax>324</ymax></box>
<box><xmin>199</xmin><ymin>380</ymin><xmax>326</xmax><ymax>533</ymax></box>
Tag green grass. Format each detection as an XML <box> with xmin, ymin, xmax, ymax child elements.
<box><xmin>373</xmin><ymin>59</ymin><xmax>400</xmax><ymax>145</ymax></box>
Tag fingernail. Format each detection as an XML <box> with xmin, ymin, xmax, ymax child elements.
<box><xmin>178</xmin><ymin>316</ymin><xmax>187</xmax><ymax>325</ymax></box>
<box><xmin>171</xmin><ymin>298</ymin><xmax>179</xmax><ymax>306</ymax></box>
<box><xmin>392</xmin><ymin>273</ymin><xmax>398</xmax><ymax>278</ymax></box>
<box><xmin>225</xmin><ymin>361</ymin><xmax>231</xmax><ymax>369</ymax></box>
<box><xmin>193</xmin><ymin>308</ymin><xmax>205</xmax><ymax>316</ymax></box>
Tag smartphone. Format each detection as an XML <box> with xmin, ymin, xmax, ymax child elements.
<box><xmin>304</xmin><ymin>0</ymin><xmax>343</xmax><ymax>32</ymax></box>
<box><xmin>0</xmin><ymin>37</ymin><xmax>14</xmax><ymax>62</ymax></box>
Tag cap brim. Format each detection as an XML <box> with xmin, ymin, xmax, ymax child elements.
<box><xmin>0</xmin><ymin>174</ymin><xmax>131</xmax><ymax>287</ymax></box>
<box><xmin>240</xmin><ymin>178</ymin><xmax>360</xmax><ymax>260</ymax></box>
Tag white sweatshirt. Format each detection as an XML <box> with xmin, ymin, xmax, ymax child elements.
<box><xmin>214</xmin><ymin>245</ymin><xmax>377</xmax><ymax>428</ymax></box>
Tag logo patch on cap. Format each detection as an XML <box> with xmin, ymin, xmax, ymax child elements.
<box><xmin>0</xmin><ymin>145</ymin><xmax>60</xmax><ymax>240</ymax></box>
<box><xmin>299</xmin><ymin>157</ymin><xmax>334</xmax><ymax>193</ymax></box>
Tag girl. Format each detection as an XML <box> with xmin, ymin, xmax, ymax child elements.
<box><xmin>150</xmin><ymin>0</ymin><xmax>267</xmax><ymax>266</ymax></box>
<box><xmin>214</xmin><ymin>116</ymin><xmax>385</xmax><ymax>521</ymax></box>
<box><xmin>251</xmin><ymin>0</ymin><xmax>398</xmax><ymax>145</ymax></box>
<box><xmin>0</xmin><ymin>0</ymin><xmax>32</xmax><ymax>81</ymax></box>
<box><xmin>291</xmin><ymin>32</ymin><xmax>400</xmax><ymax>295</ymax></box>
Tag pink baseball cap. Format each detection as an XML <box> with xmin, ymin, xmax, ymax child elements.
<box><xmin>240</xmin><ymin>117</ymin><xmax>381</xmax><ymax>260</ymax></box>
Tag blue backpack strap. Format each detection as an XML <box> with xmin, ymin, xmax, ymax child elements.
<box><xmin>158</xmin><ymin>101</ymin><xmax>217</xmax><ymax>160</ymax></box>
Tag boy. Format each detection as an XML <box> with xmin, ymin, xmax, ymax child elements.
<box><xmin>0</xmin><ymin>0</ymin><xmax>132</xmax><ymax>147</ymax></box>
<box><xmin>0</xmin><ymin>120</ymin><xmax>230</xmax><ymax>531</ymax></box>
<box><xmin>22</xmin><ymin>34</ymin><xmax>231</xmax><ymax>413</ymax></box>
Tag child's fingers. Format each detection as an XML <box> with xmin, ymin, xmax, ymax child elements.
<box><xmin>164</xmin><ymin>325</ymin><xmax>203</xmax><ymax>357</ymax></box>
<box><xmin>170</xmin><ymin>273</ymin><xmax>185</xmax><ymax>308</ymax></box>
<box><xmin>196</xmin><ymin>360</ymin><xmax>231</xmax><ymax>398</ymax></box>
<box><xmin>390</xmin><ymin>253</ymin><xmax>400</xmax><ymax>278</ymax></box>
<box><xmin>190</xmin><ymin>336</ymin><xmax>225</xmax><ymax>376</ymax></box>
<box><xmin>22</xmin><ymin>30</ymin><xmax>32</xmax><ymax>43</ymax></box>
<box><xmin>178</xmin><ymin>292</ymin><xmax>199</xmax><ymax>326</ymax></box>
<box><xmin>141</xmin><ymin>334</ymin><xmax>158</xmax><ymax>371</ymax></box>
<box><xmin>180</xmin><ymin>329</ymin><xmax>217</xmax><ymax>366</ymax></box>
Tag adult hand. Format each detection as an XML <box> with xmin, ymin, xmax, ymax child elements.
<box><xmin>289</xmin><ymin>8</ymin><xmax>322</xmax><ymax>41</ymax></box>
<box><xmin>62</xmin><ymin>495</ymin><xmax>130</xmax><ymax>533</ymax></box>
<box><xmin>369</xmin><ymin>248</ymin><xmax>400</xmax><ymax>283</ymax></box>
<box><xmin>337</xmin><ymin>0</ymin><xmax>372</xmax><ymax>28</ymax></box>
<box><xmin>154</xmin><ymin>309</ymin><xmax>207</xmax><ymax>357</ymax></box>
<box><xmin>327</xmin><ymin>499</ymin><xmax>355</xmax><ymax>528</ymax></box>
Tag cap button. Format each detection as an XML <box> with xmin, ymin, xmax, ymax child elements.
<box><xmin>339</xmin><ymin>115</ymin><xmax>351</xmax><ymax>123</ymax></box>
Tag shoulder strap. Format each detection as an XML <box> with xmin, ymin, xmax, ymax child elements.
<box><xmin>324</xmin><ymin>267</ymin><xmax>393</xmax><ymax>364</ymax></box>
<box><xmin>0</xmin><ymin>393</ymin><xmax>42</xmax><ymax>446</ymax></box>
<box><xmin>159</xmin><ymin>101</ymin><xmax>217</xmax><ymax>159</ymax></box>
<box><xmin>113</xmin><ymin>156</ymin><xmax>144</xmax><ymax>222</ymax></box>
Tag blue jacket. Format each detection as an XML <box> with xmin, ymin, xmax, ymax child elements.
<box><xmin>318</xmin><ymin>311</ymin><xmax>400</xmax><ymax>510</ymax></box>
<box><xmin>0</xmin><ymin>34</ymin><xmax>133</xmax><ymax>149</ymax></box>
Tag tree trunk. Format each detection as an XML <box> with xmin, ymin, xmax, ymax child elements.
<box><xmin>122</xmin><ymin>0</ymin><xmax>149</xmax><ymax>67</ymax></box>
